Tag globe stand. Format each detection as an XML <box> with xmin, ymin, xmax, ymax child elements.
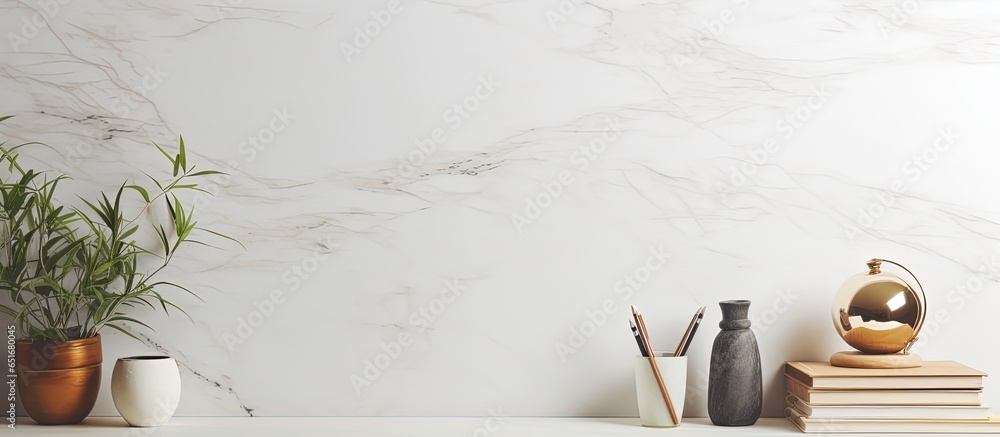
<box><xmin>830</xmin><ymin>351</ymin><xmax>922</xmax><ymax>369</ymax></box>
<box><xmin>831</xmin><ymin>258</ymin><xmax>928</xmax><ymax>370</ymax></box>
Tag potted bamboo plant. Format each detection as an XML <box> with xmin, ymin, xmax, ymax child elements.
<box><xmin>0</xmin><ymin>115</ymin><xmax>237</xmax><ymax>425</ymax></box>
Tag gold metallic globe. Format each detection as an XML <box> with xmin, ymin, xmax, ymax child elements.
<box><xmin>831</xmin><ymin>259</ymin><xmax>926</xmax><ymax>355</ymax></box>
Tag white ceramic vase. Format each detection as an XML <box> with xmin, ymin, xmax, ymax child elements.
<box><xmin>111</xmin><ymin>356</ymin><xmax>181</xmax><ymax>427</ymax></box>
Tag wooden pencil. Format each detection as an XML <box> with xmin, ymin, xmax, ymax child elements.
<box><xmin>673</xmin><ymin>306</ymin><xmax>705</xmax><ymax>357</ymax></box>
<box><xmin>635</xmin><ymin>313</ymin><xmax>679</xmax><ymax>425</ymax></box>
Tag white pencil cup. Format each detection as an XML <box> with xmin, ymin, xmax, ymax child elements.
<box><xmin>635</xmin><ymin>354</ymin><xmax>687</xmax><ymax>427</ymax></box>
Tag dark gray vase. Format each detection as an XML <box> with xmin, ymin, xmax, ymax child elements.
<box><xmin>708</xmin><ymin>300</ymin><xmax>762</xmax><ymax>426</ymax></box>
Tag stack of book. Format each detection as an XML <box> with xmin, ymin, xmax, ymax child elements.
<box><xmin>784</xmin><ymin>360</ymin><xmax>1000</xmax><ymax>433</ymax></box>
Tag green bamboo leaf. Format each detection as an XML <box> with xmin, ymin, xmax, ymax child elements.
<box><xmin>156</xmin><ymin>224</ymin><xmax>171</xmax><ymax>256</ymax></box>
<box><xmin>180</xmin><ymin>239</ymin><xmax>213</xmax><ymax>249</ymax></box>
<box><xmin>189</xmin><ymin>170</ymin><xmax>225</xmax><ymax>177</ymax></box>
<box><xmin>195</xmin><ymin>226</ymin><xmax>246</xmax><ymax>250</ymax></box>
<box><xmin>179</xmin><ymin>185</ymin><xmax>213</xmax><ymax>195</ymax></box>
<box><xmin>93</xmin><ymin>297</ymin><xmax>115</xmax><ymax>324</ymax></box>
<box><xmin>133</xmin><ymin>296</ymin><xmax>156</xmax><ymax>310</ymax></box>
<box><xmin>154</xmin><ymin>295</ymin><xmax>193</xmax><ymax>322</ymax></box>
<box><xmin>165</xmin><ymin>194</ymin><xmax>175</xmax><ymax>221</ymax></box>
<box><xmin>150</xmin><ymin>281</ymin><xmax>201</xmax><ymax>300</ymax></box>
<box><xmin>178</xmin><ymin>136</ymin><xmax>187</xmax><ymax>172</ymax></box>
<box><xmin>0</xmin><ymin>305</ymin><xmax>17</xmax><ymax>318</ymax></box>
<box><xmin>79</xmin><ymin>198</ymin><xmax>111</xmax><ymax>228</ymax></box>
<box><xmin>152</xmin><ymin>142</ymin><xmax>175</xmax><ymax>165</ymax></box>
<box><xmin>142</xmin><ymin>170</ymin><xmax>166</xmax><ymax>193</ymax></box>
<box><xmin>43</xmin><ymin>238</ymin><xmax>83</xmax><ymax>271</ymax></box>
<box><xmin>93</xmin><ymin>259</ymin><xmax>118</xmax><ymax>275</ymax></box>
<box><xmin>119</xmin><ymin>225</ymin><xmax>138</xmax><ymax>241</ymax></box>
<box><xmin>126</xmin><ymin>184</ymin><xmax>150</xmax><ymax>203</ymax></box>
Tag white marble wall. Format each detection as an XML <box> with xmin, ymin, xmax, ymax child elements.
<box><xmin>2</xmin><ymin>0</ymin><xmax>1000</xmax><ymax>418</ymax></box>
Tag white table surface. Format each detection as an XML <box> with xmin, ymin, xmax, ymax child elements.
<box><xmin>5</xmin><ymin>417</ymin><xmax>980</xmax><ymax>436</ymax></box>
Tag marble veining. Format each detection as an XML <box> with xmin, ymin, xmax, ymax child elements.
<box><xmin>1</xmin><ymin>0</ymin><xmax>1000</xmax><ymax>418</ymax></box>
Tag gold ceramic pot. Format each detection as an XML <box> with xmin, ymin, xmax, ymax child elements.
<box><xmin>15</xmin><ymin>335</ymin><xmax>102</xmax><ymax>425</ymax></box>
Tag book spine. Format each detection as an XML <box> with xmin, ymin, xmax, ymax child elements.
<box><xmin>785</xmin><ymin>363</ymin><xmax>813</xmax><ymax>387</ymax></box>
<box><xmin>784</xmin><ymin>407</ymin><xmax>810</xmax><ymax>433</ymax></box>
<box><xmin>785</xmin><ymin>376</ymin><xmax>810</xmax><ymax>403</ymax></box>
